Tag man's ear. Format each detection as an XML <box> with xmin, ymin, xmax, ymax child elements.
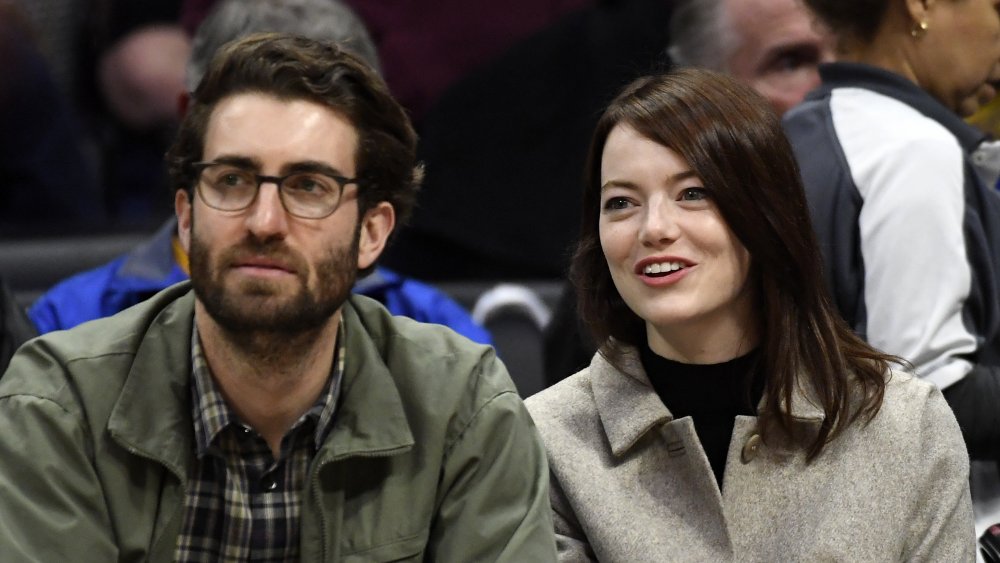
<box><xmin>175</xmin><ymin>189</ymin><xmax>193</xmax><ymax>252</ymax></box>
<box><xmin>357</xmin><ymin>201</ymin><xmax>395</xmax><ymax>270</ymax></box>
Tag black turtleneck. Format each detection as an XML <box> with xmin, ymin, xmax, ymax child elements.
<box><xmin>639</xmin><ymin>343</ymin><xmax>764</xmax><ymax>488</ymax></box>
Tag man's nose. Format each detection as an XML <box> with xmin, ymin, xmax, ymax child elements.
<box><xmin>246</xmin><ymin>181</ymin><xmax>289</xmax><ymax>237</ymax></box>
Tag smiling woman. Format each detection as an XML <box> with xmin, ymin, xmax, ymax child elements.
<box><xmin>597</xmin><ymin>124</ymin><xmax>753</xmax><ymax>364</ymax></box>
<box><xmin>524</xmin><ymin>68</ymin><xmax>975</xmax><ymax>561</ymax></box>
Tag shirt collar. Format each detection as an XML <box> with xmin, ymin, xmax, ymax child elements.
<box><xmin>189</xmin><ymin>318</ymin><xmax>346</xmax><ymax>458</ymax></box>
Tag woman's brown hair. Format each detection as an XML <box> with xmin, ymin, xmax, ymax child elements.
<box><xmin>573</xmin><ymin>68</ymin><xmax>897</xmax><ymax>460</ymax></box>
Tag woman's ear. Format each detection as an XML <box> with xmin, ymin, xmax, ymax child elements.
<box><xmin>904</xmin><ymin>0</ymin><xmax>933</xmax><ymax>30</ymax></box>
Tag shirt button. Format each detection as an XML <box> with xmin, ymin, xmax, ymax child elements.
<box><xmin>741</xmin><ymin>434</ymin><xmax>761</xmax><ymax>464</ymax></box>
<box><xmin>261</xmin><ymin>478</ymin><xmax>278</xmax><ymax>491</ymax></box>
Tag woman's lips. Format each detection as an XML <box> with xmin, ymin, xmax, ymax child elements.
<box><xmin>635</xmin><ymin>258</ymin><xmax>694</xmax><ymax>286</ymax></box>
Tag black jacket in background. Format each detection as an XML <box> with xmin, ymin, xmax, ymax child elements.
<box><xmin>1</xmin><ymin>278</ymin><xmax>36</xmax><ymax>375</ymax></box>
<box><xmin>385</xmin><ymin>0</ymin><xmax>675</xmax><ymax>280</ymax></box>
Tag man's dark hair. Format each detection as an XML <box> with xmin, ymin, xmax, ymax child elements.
<box><xmin>166</xmin><ymin>33</ymin><xmax>421</xmax><ymax>247</ymax></box>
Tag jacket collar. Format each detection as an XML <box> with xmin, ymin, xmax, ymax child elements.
<box><xmin>318</xmin><ymin>296</ymin><xmax>414</xmax><ymax>462</ymax></box>
<box><xmin>812</xmin><ymin>62</ymin><xmax>988</xmax><ymax>152</ymax></box>
<box><xmin>107</xmin><ymin>285</ymin><xmax>414</xmax><ymax>479</ymax></box>
<box><xmin>591</xmin><ymin>344</ymin><xmax>825</xmax><ymax>458</ymax></box>
<box><xmin>117</xmin><ymin>218</ymin><xmax>181</xmax><ymax>283</ymax></box>
<box><xmin>107</xmin><ymin>285</ymin><xmax>197</xmax><ymax>478</ymax></box>
<box><xmin>353</xmin><ymin>267</ymin><xmax>401</xmax><ymax>297</ymax></box>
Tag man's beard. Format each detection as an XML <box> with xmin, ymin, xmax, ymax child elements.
<box><xmin>189</xmin><ymin>227</ymin><xmax>359</xmax><ymax>338</ymax></box>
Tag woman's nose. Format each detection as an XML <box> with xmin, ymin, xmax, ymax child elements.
<box><xmin>639</xmin><ymin>199</ymin><xmax>680</xmax><ymax>246</ymax></box>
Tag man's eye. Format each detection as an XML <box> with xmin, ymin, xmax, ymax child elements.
<box><xmin>679</xmin><ymin>187</ymin><xmax>708</xmax><ymax>201</ymax></box>
<box><xmin>220</xmin><ymin>173</ymin><xmax>247</xmax><ymax>186</ymax></box>
<box><xmin>205</xmin><ymin>166</ymin><xmax>254</xmax><ymax>188</ymax></box>
<box><xmin>286</xmin><ymin>174</ymin><xmax>333</xmax><ymax>195</ymax></box>
<box><xmin>768</xmin><ymin>47</ymin><xmax>820</xmax><ymax>74</ymax></box>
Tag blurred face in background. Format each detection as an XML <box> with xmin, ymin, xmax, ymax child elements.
<box><xmin>723</xmin><ymin>0</ymin><xmax>835</xmax><ymax>115</ymax></box>
<box><xmin>914</xmin><ymin>0</ymin><xmax>1000</xmax><ymax>115</ymax></box>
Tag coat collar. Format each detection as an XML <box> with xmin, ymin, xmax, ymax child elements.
<box><xmin>591</xmin><ymin>344</ymin><xmax>826</xmax><ymax>458</ymax></box>
<box><xmin>107</xmin><ymin>285</ymin><xmax>414</xmax><ymax>478</ymax></box>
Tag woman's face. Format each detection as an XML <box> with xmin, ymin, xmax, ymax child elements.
<box><xmin>598</xmin><ymin>124</ymin><xmax>755</xmax><ymax>361</ymax></box>
<box><xmin>916</xmin><ymin>0</ymin><xmax>1000</xmax><ymax>114</ymax></box>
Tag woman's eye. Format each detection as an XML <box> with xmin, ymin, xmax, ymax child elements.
<box><xmin>603</xmin><ymin>197</ymin><xmax>632</xmax><ymax>211</ymax></box>
<box><xmin>679</xmin><ymin>187</ymin><xmax>708</xmax><ymax>201</ymax></box>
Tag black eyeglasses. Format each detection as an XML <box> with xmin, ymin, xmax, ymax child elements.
<box><xmin>191</xmin><ymin>161</ymin><xmax>359</xmax><ymax>219</ymax></box>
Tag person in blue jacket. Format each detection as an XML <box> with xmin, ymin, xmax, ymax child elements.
<box><xmin>29</xmin><ymin>0</ymin><xmax>490</xmax><ymax>346</ymax></box>
<box><xmin>30</xmin><ymin>218</ymin><xmax>490</xmax><ymax>344</ymax></box>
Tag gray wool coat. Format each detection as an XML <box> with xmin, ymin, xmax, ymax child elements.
<box><xmin>525</xmin><ymin>347</ymin><xmax>975</xmax><ymax>562</ymax></box>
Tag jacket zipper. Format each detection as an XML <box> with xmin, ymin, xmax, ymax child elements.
<box><xmin>310</xmin><ymin>445</ymin><xmax>412</xmax><ymax>560</ymax></box>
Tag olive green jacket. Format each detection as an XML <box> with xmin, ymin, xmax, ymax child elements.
<box><xmin>0</xmin><ymin>282</ymin><xmax>556</xmax><ymax>562</ymax></box>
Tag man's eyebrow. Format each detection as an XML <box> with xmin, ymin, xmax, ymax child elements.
<box><xmin>208</xmin><ymin>155</ymin><xmax>261</xmax><ymax>169</ymax></box>
<box><xmin>282</xmin><ymin>160</ymin><xmax>353</xmax><ymax>178</ymax></box>
<box><xmin>202</xmin><ymin>156</ymin><xmax>352</xmax><ymax>178</ymax></box>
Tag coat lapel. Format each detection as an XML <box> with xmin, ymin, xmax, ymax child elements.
<box><xmin>591</xmin><ymin>344</ymin><xmax>827</xmax><ymax>460</ymax></box>
<box><xmin>591</xmin><ymin>347</ymin><xmax>673</xmax><ymax>457</ymax></box>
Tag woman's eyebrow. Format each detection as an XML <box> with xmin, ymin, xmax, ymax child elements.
<box><xmin>600</xmin><ymin>179</ymin><xmax>638</xmax><ymax>191</ymax></box>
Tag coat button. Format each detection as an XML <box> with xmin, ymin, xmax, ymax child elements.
<box><xmin>741</xmin><ymin>434</ymin><xmax>761</xmax><ymax>464</ymax></box>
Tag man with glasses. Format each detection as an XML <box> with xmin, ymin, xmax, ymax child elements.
<box><xmin>28</xmin><ymin>0</ymin><xmax>491</xmax><ymax>349</ymax></box>
<box><xmin>0</xmin><ymin>33</ymin><xmax>555</xmax><ymax>561</ymax></box>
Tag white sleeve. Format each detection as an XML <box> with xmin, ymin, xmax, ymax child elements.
<box><xmin>833</xmin><ymin>89</ymin><xmax>975</xmax><ymax>389</ymax></box>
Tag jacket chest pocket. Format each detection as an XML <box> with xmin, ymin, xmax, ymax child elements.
<box><xmin>341</xmin><ymin>530</ymin><xmax>428</xmax><ymax>562</ymax></box>
<box><xmin>323</xmin><ymin>455</ymin><xmax>435</xmax><ymax>561</ymax></box>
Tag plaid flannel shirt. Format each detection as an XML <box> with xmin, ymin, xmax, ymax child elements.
<box><xmin>174</xmin><ymin>321</ymin><xmax>344</xmax><ymax>562</ymax></box>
